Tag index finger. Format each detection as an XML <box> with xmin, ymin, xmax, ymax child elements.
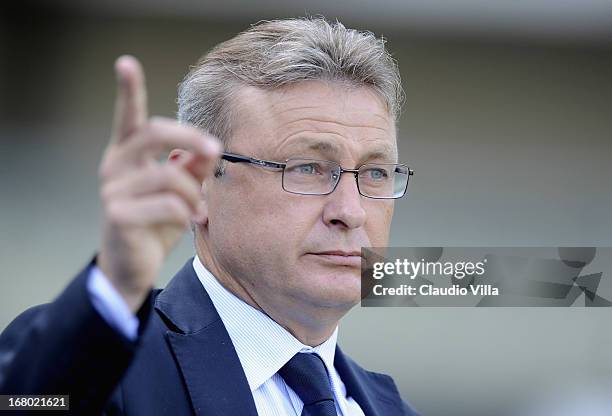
<box><xmin>111</xmin><ymin>55</ymin><xmax>148</xmax><ymax>143</ymax></box>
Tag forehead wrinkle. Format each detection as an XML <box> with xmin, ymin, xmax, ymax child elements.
<box><xmin>270</xmin><ymin>104</ymin><xmax>322</xmax><ymax>117</ymax></box>
<box><xmin>235</xmin><ymin>84</ymin><xmax>397</xmax><ymax>160</ymax></box>
<box><xmin>273</xmin><ymin>117</ymin><xmax>391</xmax><ymax>137</ymax></box>
<box><xmin>271</xmin><ymin>100</ymin><xmax>392</xmax><ymax>130</ymax></box>
<box><xmin>272</xmin><ymin>102</ymin><xmax>390</xmax><ymax>125</ymax></box>
<box><xmin>269</xmin><ymin>80</ymin><xmax>392</xmax><ymax>118</ymax></box>
<box><xmin>235</xmin><ymin>84</ymin><xmax>394</xmax><ymax>143</ymax></box>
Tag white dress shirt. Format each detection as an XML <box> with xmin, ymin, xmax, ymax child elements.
<box><xmin>88</xmin><ymin>265</ymin><xmax>139</xmax><ymax>340</ymax></box>
<box><xmin>87</xmin><ymin>258</ymin><xmax>365</xmax><ymax>415</ymax></box>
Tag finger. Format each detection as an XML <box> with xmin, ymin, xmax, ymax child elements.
<box><xmin>171</xmin><ymin>151</ymin><xmax>217</xmax><ymax>183</ymax></box>
<box><xmin>106</xmin><ymin>193</ymin><xmax>193</xmax><ymax>228</ymax></box>
<box><xmin>101</xmin><ymin>164</ymin><xmax>201</xmax><ymax>211</ymax></box>
<box><xmin>110</xmin><ymin>117</ymin><xmax>221</xmax><ymax>169</ymax></box>
<box><xmin>112</xmin><ymin>55</ymin><xmax>148</xmax><ymax>142</ymax></box>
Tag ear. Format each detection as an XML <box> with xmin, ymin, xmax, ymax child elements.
<box><xmin>168</xmin><ymin>148</ymin><xmax>209</xmax><ymax>227</ymax></box>
<box><xmin>192</xmin><ymin>181</ymin><xmax>209</xmax><ymax>227</ymax></box>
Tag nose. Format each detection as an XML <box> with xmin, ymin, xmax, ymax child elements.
<box><xmin>322</xmin><ymin>172</ymin><xmax>367</xmax><ymax>230</ymax></box>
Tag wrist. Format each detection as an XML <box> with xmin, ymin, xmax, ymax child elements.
<box><xmin>97</xmin><ymin>252</ymin><xmax>151</xmax><ymax>313</ymax></box>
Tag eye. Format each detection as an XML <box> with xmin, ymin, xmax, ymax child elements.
<box><xmin>291</xmin><ymin>163</ymin><xmax>321</xmax><ymax>175</ymax></box>
<box><xmin>362</xmin><ymin>167</ymin><xmax>389</xmax><ymax>181</ymax></box>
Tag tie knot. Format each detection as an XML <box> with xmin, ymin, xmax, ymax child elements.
<box><xmin>278</xmin><ymin>353</ymin><xmax>334</xmax><ymax>406</ymax></box>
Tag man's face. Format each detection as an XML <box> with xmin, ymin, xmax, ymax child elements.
<box><xmin>203</xmin><ymin>80</ymin><xmax>397</xmax><ymax>317</ymax></box>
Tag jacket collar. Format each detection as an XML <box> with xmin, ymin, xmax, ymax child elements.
<box><xmin>154</xmin><ymin>258</ymin><xmax>403</xmax><ymax>416</ymax></box>
<box><xmin>154</xmin><ymin>259</ymin><xmax>258</xmax><ymax>416</ymax></box>
<box><xmin>336</xmin><ymin>347</ymin><xmax>405</xmax><ymax>416</ymax></box>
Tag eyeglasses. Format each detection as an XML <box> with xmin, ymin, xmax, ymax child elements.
<box><xmin>220</xmin><ymin>152</ymin><xmax>414</xmax><ymax>199</ymax></box>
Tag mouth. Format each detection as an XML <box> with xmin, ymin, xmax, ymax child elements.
<box><xmin>306</xmin><ymin>250</ymin><xmax>363</xmax><ymax>267</ymax></box>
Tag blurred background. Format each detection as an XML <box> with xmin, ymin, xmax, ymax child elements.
<box><xmin>1</xmin><ymin>1</ymin><xmax>611</xmax><ymax>415</ymax></box>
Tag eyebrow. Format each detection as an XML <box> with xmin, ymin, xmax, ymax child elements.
<box><xmin>286</xmin><ymin>139</ymin><xmax>396</xmax><ymax>162</ymax></box>
<box><xmin>293</xmin><ymin>140</ymin><xmax>341</xmax><ymax>154</ymax></box>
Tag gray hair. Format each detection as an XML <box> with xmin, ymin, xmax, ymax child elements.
<box><xmin>177</xmin><ymin>17</ymin><xmax>403</xmax><ymax>175</ymax></box>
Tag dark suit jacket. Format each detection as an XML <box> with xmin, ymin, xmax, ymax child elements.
<box><xmin>0</xmin><ymin>259</ymin><xmax>419</xmax><ymax>415</ymax></box>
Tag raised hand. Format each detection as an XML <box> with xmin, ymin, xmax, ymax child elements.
<box><xmin>97</xmin><ymin>56</ymin><xmax>220</xmax><ymax>312</ymax></box>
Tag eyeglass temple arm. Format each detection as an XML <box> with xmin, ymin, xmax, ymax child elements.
<box><xmin>221</xmin><ymin>152</ymin><xmax>285</xmax><ymax>169</ymax></box>
<box><xmin>220</xmin><ymin>152</ymin><xmax>250</xmax><ymax>163</ymax></box>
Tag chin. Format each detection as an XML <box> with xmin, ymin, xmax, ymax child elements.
<box><xmin>301</xmin><ymin>269</ymin><xmax>362</xmax><ymax>308</ymax></box>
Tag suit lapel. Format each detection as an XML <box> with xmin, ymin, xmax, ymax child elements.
<box><xmin>154</xmin><ymin>260</ymin><xmax>258</xmax><ymax>416</ymax></box>
<box><xmin>334</xmin><ymin>347</ymin><xmax>382</xmax><ymax>416</ymax></box>
<box><xmin>336</xmin><ymin>347</ymin><xmax>415</xmax><ymax>415</ymax></box>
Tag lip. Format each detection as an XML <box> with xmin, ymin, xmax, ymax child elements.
<box><xmin>307</xmin><ymin>251</ymin><xmax>363</xmax><ymax>267</ymax></box>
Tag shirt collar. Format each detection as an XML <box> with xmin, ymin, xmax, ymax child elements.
<box><xmin>192</xmin><ymin>256</ymin><xmax>338</xmax><ymax>392</ymax></box>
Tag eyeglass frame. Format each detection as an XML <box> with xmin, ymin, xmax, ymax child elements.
<box><xmin>219</xmin><ymin>151</ymin><xmax>414</xmax><ymax>199</ymax></box>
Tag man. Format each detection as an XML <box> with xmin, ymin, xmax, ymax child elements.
<box><xmin>0</xmin><ymin>17</ymin><xmax>417</xmax><ymax>415</ymax></box>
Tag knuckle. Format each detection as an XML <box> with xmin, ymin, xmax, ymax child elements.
<box><xmin>98</xmin><ymin>165</ymin><xmax>110</xmax><ymax>182</ymax></box>
<box><xmin>164</xmin><ymin>196</ymin><xmax>188</xmax><ymax>218</ymax></box>
<box><xmin>105</xmin><ymin>201</ymin><xmax>126</xmax><ymax>224</ymax></box>
<box><xmin>143</xmin><ymin>120</ymin><xmax>157</xmax><ymax>136</ymax></box>
<box><xmin>160</xmin><ymin>164</ymin><xmax>180</xmax><ymax>186</ymax></box>
<box><xmin>98</xmin><ymin>155</ymin><xmax>115</xmax><ymax>181</ymax></box>
<box><xmin>100</xmin><ymin>183</ymin><xmax>115</xmax><ymax>205</ymax></box>
<box><xmin>163</xmin><ymin>162</ymin><xmax>180</xmax><ymax>175</ymax></box>
<box><xmin>148</xmin><ymin>130</ymin><xmax>166</xmax><ymax>149</ymax></box>
<box><xmin>146</xmin><ymin>116</ymin><xmax>171</xmax><ymax>138</ymax></box>
<box><xmin>140</xmin><ymin>121</ymin><xmax>155</xmax><ymax>139</ymax></box>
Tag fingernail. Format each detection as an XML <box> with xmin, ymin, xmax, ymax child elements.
<box><xmin>115</xmin><ymin>56</ymin><xmax>130</xmax><ymax>82</ymax></box>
